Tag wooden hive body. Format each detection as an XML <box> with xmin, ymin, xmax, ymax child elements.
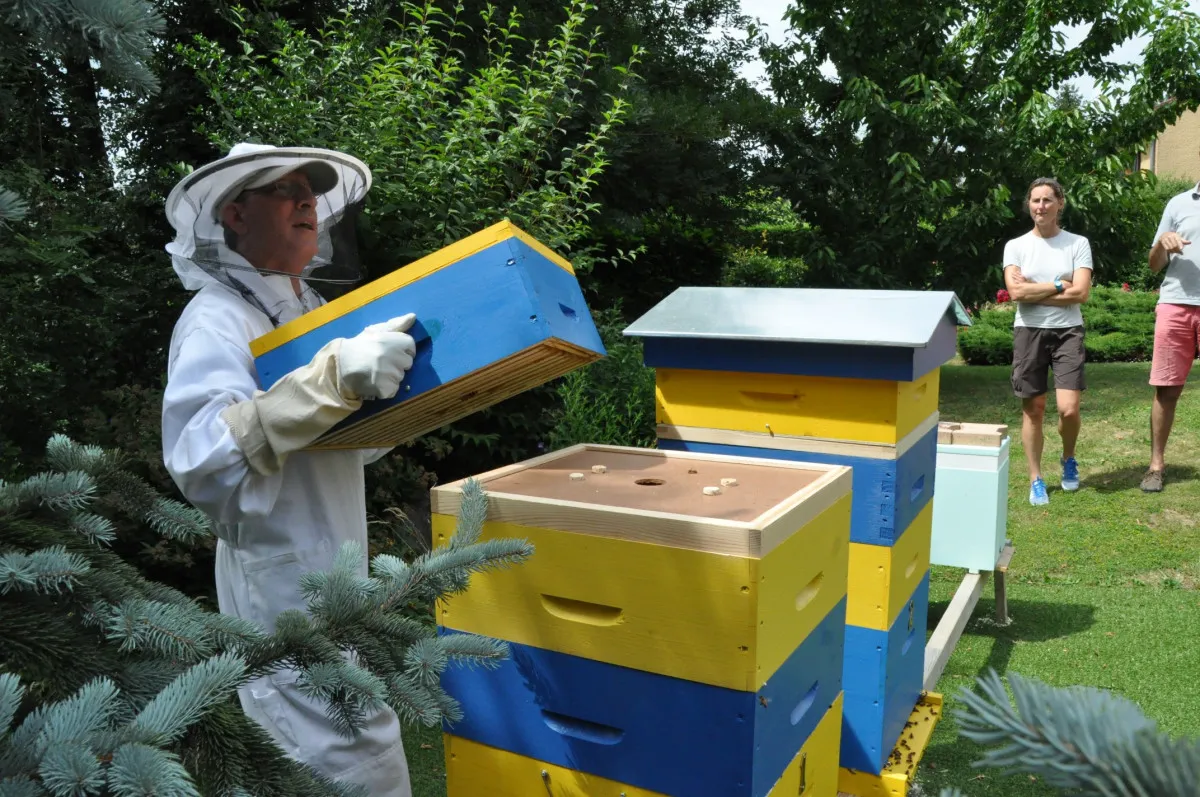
<box><xmin>433</xmin><ymin>444</ymin><xmax>852</xmax><ymax>797</ymax></box>
<box><xmin>623</xmin><ymin>287</ymin><xmax>967</xmax><ymax>784</ymax></box>
<box><xmin>442</xmin><ymin>685</ymin><xmax>846</xmax><ymax>797</ymax></box>
<box><xmin>249</xmin><ymin>221</ymin><xmax>604</xmax><ymax>449</ymax></box>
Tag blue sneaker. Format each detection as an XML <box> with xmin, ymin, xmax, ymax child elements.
<box><xmin>1029</xmin><ymin>477</ymin><xmax>1049</xmax><ymax>505</ymax></box>
<box><xmin>1061</xmin><ymin>457</ymin><xmax>1080</xmax><ymax>491</ymax></box>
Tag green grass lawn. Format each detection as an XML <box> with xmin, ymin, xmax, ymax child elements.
<box><xmin>918</xmin><ymin>361</ymin><xmax>1200</xmax><ymax>796</ymax></box>
<box><xmin>403</xmin><ymin>361</ymin><xmax>1200</xmax><ymax>796</ymax></box>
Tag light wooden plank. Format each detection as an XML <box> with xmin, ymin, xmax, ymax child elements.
<box><xmin>311</xmin><ymin>340</ymin><xmax>596</xmax><ymax>449</ymax></box>
<box><xmin>755</xmin><ymin>465</ymin><xmax>852</xmax><ymax>556</ymax></box>
<box><xmin>657</xmin><ymin>411</ymin><xmax>940</xmax><ymax>461</ymax></box>
<box><xmin>922</xmin><ymin>572</ymin><xmax>984</xmax><ymax>692</ymax></box>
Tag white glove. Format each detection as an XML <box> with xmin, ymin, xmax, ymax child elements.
<box><xmin>219</xmin><ymin>313</ymin><xmax>418</xmax><ymax>475</ymax></box>
<box><xmin>337</xmin><ymin>313</ymin><xmax>418</xmax><ymax>400</ymax></box>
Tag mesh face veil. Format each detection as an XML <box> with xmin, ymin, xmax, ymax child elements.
<box><xmin>164</xmin><ymin>143</ymin><xmax>373</xmax><ymax>323</ymax></box>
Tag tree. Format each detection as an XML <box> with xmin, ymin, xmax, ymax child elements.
<box><xmin>940</xmin><ymin>670</ymin><xmax>1200</xmax><ymax>796</ymax></box>
<box><xmin>758</xmin><ymin>0</ymin><xmax>1200</xmax><ymax>304</ymax></box>
<box><xmin>0</xmin><ymin>434</ymin><xmax>532</xmax><ymax>795</ymax></box>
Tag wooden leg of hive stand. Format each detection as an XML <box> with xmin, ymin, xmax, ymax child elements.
<box><xmin>994</xmin><ymin>542</ymin><xmax>1015</xmax><ymax>626</ymax></box>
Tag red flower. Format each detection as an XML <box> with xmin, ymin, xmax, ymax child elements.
<box><xmin>996</xmin><ymin>288</ymin><xmax>1011</xmax><ymax>303</ymax></box>
<box><xmin>1122</xmin><ymin>283</ymin><xmax>1132</xmax><ymax>292</ymax></box>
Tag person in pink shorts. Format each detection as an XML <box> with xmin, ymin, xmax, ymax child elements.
<box><xmin>1144</xmin><ymin>182</ymin><xmax>1200</xmax><ymax>492</ymax></box>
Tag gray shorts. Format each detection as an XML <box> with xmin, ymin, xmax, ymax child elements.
<box><xmin>1011</xmin><ymin>325</ymin><xmax>1086</xmax><ymax>398</ymax></box>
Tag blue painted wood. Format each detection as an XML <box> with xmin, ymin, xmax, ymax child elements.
<box><xmin>438</xmin><ymin>598</ymin><xmax>847</xmax><ymax>797</ymax></box>
<box><xmin>253</xmin><ymin>236</ymin><xmax>605</xmax><ymax>430</ymax></box>
<box><xmin>930</xmin><ymin>438</ymin><xmax>1011</xmax><ymax>571</ymax></box>
<box><xmin>638</xmin><ymin>316</ymin><xmax>958</xmax><ymax>382</ymax></box>
<box><xmin>840</xmin><ymin>572</ymin><xmax>929</xmax><ymax>775</ymax></box>
<box><xmin>656</xmin><ymin>424</ymin><xmax>937</xmax><ymax>547</ymax></box>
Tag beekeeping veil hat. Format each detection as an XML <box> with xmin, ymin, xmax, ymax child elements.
<box><xmin>164</xmin><ymin>142</ymin><xmax>372</xmax><ymax>321</ymax></box>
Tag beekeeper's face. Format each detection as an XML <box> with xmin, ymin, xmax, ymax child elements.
<box><xmin>219</xmin><ymin>169</ymin><xmax>319</xmax><ymax>275</ymax></box>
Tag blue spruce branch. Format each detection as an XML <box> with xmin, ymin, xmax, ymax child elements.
<box><xmin>0</xmin><ymin>547</ymin><xmax>90</xmax><ymax>595</ymax></box>
<box><xmin>131</xmin><ymin>653</ymin><xmax>246</xmax><ymax>745</ymax></box>
<box><xmin>99</xmin><ymin>599</ymin><xmax>216</xmax><ymax>663</ymax></box>
<box><xmin>2</xmin><ymin>434</ymin><xmax>533</xmax><ymax>791</ymax></box>
<box><xmin>942</xmin><ymin>670</ymin><xmax>1200</xmax><ymax>796</ymax></box>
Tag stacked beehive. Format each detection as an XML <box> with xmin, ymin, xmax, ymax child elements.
<box><xmin>433</xmin><ymin>443</ymin><xmax>854</xmax><ymax>796</ymax></box>
<box><xmin>623</xmin><ymin>287</ymin><xmax>968</xmax><ymax>792</ymax></box>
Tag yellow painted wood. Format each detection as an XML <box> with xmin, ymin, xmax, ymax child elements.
<box><xmin>838</xmin><ymin>692</ymin><xmax>942</xmax><ymax>797</ymax></box>
<box><xmin>434</xmin><ymin>491</ymin><xmax>851</xmax><ymax>692</ymax></box>
<box><xmin>444</xmin><ymin>734</ymin><xmax>670</xmax><ymax>797</ymax></box>
<box><xmin>655</xmin><ymin>367</ymin><xmax>941</xmax><ymax>446</ymax></box>
<box><xmin>768</xmin><ymin>692</ymin><xmax>844</xmax><ymax>797</ymax></box>
<box><xmin>755</xmin><ymin>494</ymin><xmax>850</xmax><ymax>685</ymax></box>
<box><xmin>250</xmin><ymin>220</ymin><xmax>572</xmax><ymax>357</ymax></box>
<box><xmin>846</xmin><ymin>501</ymin><xmax>934</xmax><ymax>631</ymax></box>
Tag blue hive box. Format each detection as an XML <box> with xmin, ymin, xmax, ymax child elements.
<box><xmin>438</xmin><ymin>598</ymin><xmax>847</xmax><ymax>797</ymax></box>
<box><xmin>249</xmin><ymin>221</ymin><xmax>605</xmax><ymax>449</ymax></box>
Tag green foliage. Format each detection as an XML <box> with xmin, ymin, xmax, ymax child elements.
<box><xmin>181</xmin><ymin>0</ymin><xmax>640</xmax><ymax>278</ymax></box>
<box><xmin>171</xmin><ymin>0</ymin><xmax>645</xmax><ymax>536</ymax></box>
<box><xmin>1</xmin><ymin>434</ymin><xmax>532</xmax><ymax>795</ymax></box>
<box><xmin>546</xmin><ymin>306</ymin><xmax>657</xmax><ymax>449</ymax></box>
<box><xmin>940</xmin><ymin>670</ymin><xmax>1200</xmax><ymax>796</ymax></box>
<box><xmin>957</xmin><ymin>286</ymin><xmax>1159</xmax><ymax>365</ymax></box>
<box><xmin>759</xmin><ymin>0</ymin><xmax>1200</xmax><ymax>305</ymax></box>
<box><xmin>721</xmin><ymin>247</ymin><xmax>807</xmax><ymax>287</ymax></box>
<box><xmin>3</xmin><ymin>0</ymin><xmax>166</xmax><ymax>93</ymax></box>
<box><xmin>1105</xmin><ymin>175</ymin><xmax>1200</xmax><ymax>291</ymax></box>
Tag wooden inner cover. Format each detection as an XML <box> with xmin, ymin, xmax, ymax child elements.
<box><xmin>481</xmin><ymin>448</ymin><xmax>824</xmax><ymax>522</ymax></box>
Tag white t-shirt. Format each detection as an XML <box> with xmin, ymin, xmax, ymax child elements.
<box><xmin>1152</xmin><ymin>186</ymin><xmax>1200</xmax><ymax>306</ymax></box>
<box><xmin>1002</xmin><ymin>229</ymin><xmax>1093</xmax><ymax>328</ymax></box>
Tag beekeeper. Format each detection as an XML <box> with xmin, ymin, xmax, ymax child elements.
<box><xmin>160</xmin><ymin>142</ymin><xmax>414</xmax><ymax>796</ymax></box>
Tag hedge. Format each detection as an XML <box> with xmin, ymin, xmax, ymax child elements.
<box><xmin>957</xmin><ymin>285</ymin><xmax>1159</xmax><ymax>365</ymax></box>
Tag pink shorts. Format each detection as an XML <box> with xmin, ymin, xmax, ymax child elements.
<box><xmin>1150</xmin><ymin>303</ymin><xmax>1200</xmax><ymax>386</ymax></box>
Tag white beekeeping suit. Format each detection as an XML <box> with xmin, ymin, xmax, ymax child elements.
<box><xmin>160</xmin><ymin>142</ymin><xmax>415</xmax><ymax>796</ymax></box>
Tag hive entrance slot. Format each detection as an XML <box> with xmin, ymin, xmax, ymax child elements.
<box><xmin>634</xmin><ymin>478</ymin><xmax>665</xmax><ymax>486</ymax></box>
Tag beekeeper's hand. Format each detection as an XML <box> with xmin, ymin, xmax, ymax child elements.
<box><xmin>337</xmin><ymin>313</ymin><xmax>418</xmax><ymax>400</ymax></box>
<box><xmin>219</xmin><ymin>313</ymin><xmax>418</xmax><ymax>475</ymax></box>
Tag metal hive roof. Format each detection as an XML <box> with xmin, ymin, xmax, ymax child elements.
<box><xmin>623</xmin><ymin>287</ymin><xmax>971</xmax><ymax>348</ymax></box>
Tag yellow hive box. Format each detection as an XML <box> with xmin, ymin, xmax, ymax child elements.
<box><xmin>444</xmin><ymin>734</ymin><xmax>670</xmax><ymax>796</ymax></box>
<box><xmin>768</xmin><ymin>692</ymin><xmax>844</xmax><ymax>797</ymax></box>
<box><xmin>846</xmin><ymin>502</ymin><xmax>934</xmax><ymax>631</ymax></box>
<box><xmin>432</xmin><ymin>443</ymin><xmax>852</xmax><ymax>692</ymax></box>
<box><xmin>655</xmin><ymin>367</ymin><xmax>940</xmax><ymax>446</ymax></box>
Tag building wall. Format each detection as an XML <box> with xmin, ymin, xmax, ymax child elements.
<box><xmin>1136</xmin><ymin>108</ymin><xmax>1200</xmax><ymax>182</ymax></box>
<box><xmin>1153</xmin><ymin>108</ymin><xmax>1200</xmax><ymax>181</ymax></box>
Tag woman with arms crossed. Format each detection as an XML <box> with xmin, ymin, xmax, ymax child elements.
<box><xmin>1002</xmin><ymin>177</ymin><xmax>1094</xmax><ymax>506</ymax></box>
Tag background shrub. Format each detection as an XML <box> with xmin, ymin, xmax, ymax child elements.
<box><xmin>957</xmin><ymin>285</ymin><xmax>1159</xmax><ymax>365</ymax></box>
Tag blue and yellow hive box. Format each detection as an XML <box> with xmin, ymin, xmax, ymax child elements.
<box><xmin>432</xmin><ymin>443</ymin><xmax>853</xmax><ymax>797</ymax></box>
<box><xmin>249</xmin><ymin>220</ymin><xmax>605</xmax><ymax>449</ymax></box>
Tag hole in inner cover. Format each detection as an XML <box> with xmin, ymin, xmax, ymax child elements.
<box><xmin>634</xmin><ymin>478</ymin><xmax>665</xmax><ymax>486</ymax></box>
